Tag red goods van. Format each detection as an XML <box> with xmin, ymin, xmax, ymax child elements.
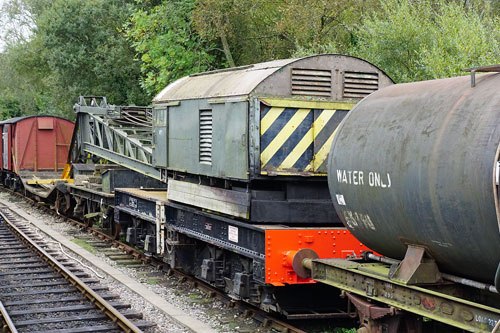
<box><xmin>0</xmin><ymin>116</ymin><xmax>74</xmax><ymax>189</ymax></box>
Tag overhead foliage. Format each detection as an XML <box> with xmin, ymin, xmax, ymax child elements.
<box><xmin>0</xmin><ymin>0</ymin><xmax>148</xmax><ymax>119</ymax></box>
<box><xmin>37</xmin><ymin>0</ymin><xmax>148</xmax><ymax>109</ymax></box>
<box><xmin>2</xmin><ymin>0</ymin><xmax>500</xmax><ymax>119</ymax></box>
<box><xmin>126</xmin><ymin>0</ymin><xmax>221</xmax><ymax>95</ymax></box>
<box><xmin>351</xmin><ymin>0</ymin><xmax>500</xmax><ymax>82</ymax></box>
<box><xmin>192</xmin><ymin>0</ymin><xmax>293</xmax><ymax>66</ymax></box>
<box><xmin>275</xmin><ymin>0</ymin><xmax>379</xmax><ymax>51</ymax></box>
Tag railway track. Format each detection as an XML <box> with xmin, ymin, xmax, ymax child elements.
<box><xmin>2</xmin><ymin>188</ymin><xmax>308</xmax><ymax>333</ymax></box>
<box><xmin>0</xmin><ymin>203</ymin><xmax>153</xmax><ymax>333</ymax></box>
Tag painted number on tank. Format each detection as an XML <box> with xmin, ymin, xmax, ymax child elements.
<box><xmin>343</xmin><ymin>210</ymin><xmax>376</xmax><ymax>230</ymax></box>
<box><xmin>336</xmin><ymin>169</ymin><xmax>391</xmax><ymax>188</ymax></box>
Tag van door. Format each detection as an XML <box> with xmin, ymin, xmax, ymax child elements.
<box><xmin>3</xmin><ymin>125</ymin><xmax>9</xmax><ymax>170</ymax></box>
<box><xmin>152</xmin><ymin>106</ymin><xmax>167</xmax><ymax>168</ymax></box>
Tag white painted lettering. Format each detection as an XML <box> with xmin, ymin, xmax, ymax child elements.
<box><xmin>374</xmin><ymin>172</ymin><xmax>381</xmax><ymax>187</ymax></box>
<box><xmin>337</xmin><ymin>169</ymin><xmax>342</xmax><ymax>183</ymax></box>
<box><xmin>368</xmin><ymin>172</ymin><xmax>374</xmax><ymax>186</ymax></box>
<box><xmin>343</xmin><ymin>210</ymin><xmax>358</xmax><ymax>228</ymax></box>
<box><xmin>335</xmin><ymin>169</ymin><xmax>390</xmax><ymax>188</ymax></box>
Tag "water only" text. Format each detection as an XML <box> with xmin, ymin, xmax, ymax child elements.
<box><xmin>336</xmin><ymin>169</ymin><xmax>392</xmax><ymax>188</ymax></box>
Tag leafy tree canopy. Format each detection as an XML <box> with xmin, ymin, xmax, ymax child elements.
<box><xmin>2</xmin><ymin>0</ymin><xmax>500</xmax><ymax>119</ymax></box>
<box><xmin>296</xmin><ymin>0</ymin><xmax>500</xmax><ymax>82</ymax></box>
<box><xmin>0</xmin><ymin>0</ymin><xmax>147</xmax><ymax>119</ymax></box>
<box><xmin>126</xmin><ymin>0</ymin><xmax>222</xmax><ymax>95</ymax></box>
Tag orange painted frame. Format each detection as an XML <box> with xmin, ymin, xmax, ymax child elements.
<box><xmin>264</xmin><ymin>228</ymin><xmax>372</xmax><ymax>286</ymax></box>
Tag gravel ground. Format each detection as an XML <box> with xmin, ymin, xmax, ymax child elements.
<box><xmin>0</xmin><ymin>192</ymin><xmax>275</xmax><ymax>333</ymax></box>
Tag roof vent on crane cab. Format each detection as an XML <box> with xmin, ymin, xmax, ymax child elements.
<box><xmin>291</xmin><ymin>68</ymin><xmax>332</xmax><ymax>97</ymax></box>
<box><xmin>343</xmin><ymin>71</ymin><xmax>379</xmax><ymax>98</ymax></box>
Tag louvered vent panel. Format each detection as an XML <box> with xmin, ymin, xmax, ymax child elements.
<box><xmin>199</xmin><ymin>110</ymin><xmax>213</xmax><ymax>165</ymax></box>
<box><xmin>291</xmin><ymin>68</ymin><xmax>332</xmax><ymax>97</ymax></box>
<box><xmin>343</xmin><ymin>72</ymin><xmax>379</xmax><ymax>98</ymax></box>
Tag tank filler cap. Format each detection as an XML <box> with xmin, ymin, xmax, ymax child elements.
<box><xmin>465</xmin><ymin>64</ymin><xmax>500</xmax><ymax>87</ymax></box>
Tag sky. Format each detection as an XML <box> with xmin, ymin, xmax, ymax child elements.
<box><xmin>0</xmin><ymin>0</ymin><xmax>8</xmax><ymax>51</ymax></box>
<box><xmin>0</xmin><ymin>0</ymin><xmax>32</xmax><ymax>52</ymax></box>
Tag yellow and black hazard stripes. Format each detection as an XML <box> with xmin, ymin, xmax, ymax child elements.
<box><xmin>310</xmin><ymin>109</ymin><xmax>348</xmax><ymax>173</ymax></box>
<box><xmin>260</xmin><ymin>104</ymin><xmax>349</xmax><ymax>175</ymax></box>
<box><xmin>260</xmin><ymin>108</ymin><xmax>312</xmax><ymax>169</ymax></box>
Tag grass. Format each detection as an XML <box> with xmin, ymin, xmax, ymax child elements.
<box><xmin>336</xmin><ymin>329</ymin><xmax>356</xmax><ymax>333</ymax></box>
<box><xmin>146</xmin><ymin>278</ymin><xmax>159</xmax><ymax>285</ymax></box>
<box><xmin>227</xmin><ymin>322</ymin><xmax>238</xmax><ymax>330</ymax></box>
<box><xmin>71</xmin><ymin>238</ymin><xmax>97</xmax><ymax>254</ymax></box>
<box><xmin>186</xmin><ymin>293</ymin><xmax>211</xmax><ymax>304</ymax></box>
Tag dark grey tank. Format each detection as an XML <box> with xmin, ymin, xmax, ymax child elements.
<box><xmin>328</xmin><ymin>72</ymin><xmax>500</xmax><ymax>287</ymax></box>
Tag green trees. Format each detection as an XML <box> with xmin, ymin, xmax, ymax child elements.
<box><xmin>351</xmin><ymin>0</ymin><xmax>500</xmax><ymax>82</ymax></box>
<box><xmin>1</xmin><ymin>0</ymin><xmax>500</xmax><ymax>119</ymax></box>
<box><xmin>37</xmin><ymin>0</ymin><xmax>148</xmax><ymax>109</ymax></box>
<box><xmin>0</xmin><ymin>0</ymin><xmax>147</xmax><ymax>119</ymax></box>
<box><xmin>126</xmin><ymin>0</ymin><xmax>221</xmax><ymax>95</ymax></box>
<box><xmin>192</xmin><ymin>0</ymin><xmax>293</xmax><ymax>66</ymax></box>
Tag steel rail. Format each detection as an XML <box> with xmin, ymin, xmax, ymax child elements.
<box><xmin>0</xmin><ymin>300</ymin><xmax>18</xmax><ymax>333</ymax></box>
<box><xmin>0</xmin><ymin>209</ymin><xmax>143</xmax><ymax>333</ymax></box>
<box><xmin>2</xmin><ymin>187</ymin><xmax>307</xmax><ymax>333</ymax></box>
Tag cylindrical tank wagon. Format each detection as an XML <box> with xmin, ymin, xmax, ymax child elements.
<box><xmin>328</xmin><ymin>71</ymin><xmax>500</xmax><ymax>288</ymax></box>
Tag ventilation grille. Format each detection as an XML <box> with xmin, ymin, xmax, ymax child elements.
<box><xmin>199</xmin><ymin>110</ymin><xmax>213</xmax><ymax>165</ymax></box>
<box><xmin>343</xmin><ymin>72</ymin><xmax>379</xmax><ymax>98</ymax></box>
<box><xmin>291</xmin><ymin>68</ymin><xmax>332</xmax><ymax>97</ymax></box>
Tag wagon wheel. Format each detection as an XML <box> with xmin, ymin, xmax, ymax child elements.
<box><xmin>55</xmin><ymin>192</ymin><xmax>72</xmax><ymax>216</ymax></box>
<box><xmin>83</xmin><ymin>200</ymin><xmax>94</xmax><ymax>230</ymax></box>
<box><xmin>83</xmin><ymin>216</ymin><xmax>93</xmax><ymax>230</ymax></box>
<box><xmin>111</xmin><ymin>222</ymin><xmax>121</xmax><ymax>240</ymax></box>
